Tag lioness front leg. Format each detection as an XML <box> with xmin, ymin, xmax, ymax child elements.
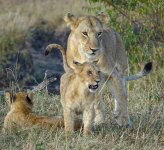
<box><xmin>83</xmin><ymin>106</ymin><xmax>95</xmax><ymax>136</ymax></box>
<box><xmin>63</xmin><ymin>108</ymin><xmax>74</xmax><ymax>135</ymax></box>
<box><xmin>109</xmin><ymin>71</ymin><xmax>131</xmax><ymax>126</ymax></box>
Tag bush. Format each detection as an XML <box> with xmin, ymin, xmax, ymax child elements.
<box><xmin>86</xmin><ymin>0</ymin><xmax>163</xmax><ymax>72</ymax></box>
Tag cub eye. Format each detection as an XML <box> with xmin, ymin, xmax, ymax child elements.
<box><xmin>82</xmin><ymin>32</ymin><xmax>88</xmax><ymax>36</ymax></box>
<box><xmin>87</xmin><ymin>70</ymin><xmax>92</xmax><ymax>75</ymax></box>
<box><xmin>97</xmin><ymin>32</ymin><xmax>102</xmax><ymax>37</ymax></box>
<box><xmin>98</xmin><ymin>71</ymin><xmax>101</xmax><ymax>74</ymax></box>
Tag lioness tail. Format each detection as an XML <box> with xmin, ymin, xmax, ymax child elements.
<box><xmin>125</xmin><ymin>62</ymin><xmax>152</xmax><ymax>81</ymax></box>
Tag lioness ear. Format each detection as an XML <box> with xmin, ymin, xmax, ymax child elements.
<box><xmin>64</xmin><ymin>13</ymin><xmax>77</xmax><ymax>30</ymax></box>
<box><xmin>97</xmin><ymin>12</ymin><xmax>109</xmax><ymax>25</ymax></box>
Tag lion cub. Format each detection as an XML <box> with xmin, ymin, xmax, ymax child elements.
<box><xmin>45</xmin><ymin>44</ymin><xmax>103</xmax><ymax>136</ymax></box>
<box><xmin>3</xmin><ymin>91</ymin><xmax>81</xmax><ymax>132</ymax></box>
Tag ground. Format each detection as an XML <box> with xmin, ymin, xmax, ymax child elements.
<box><xmin>0</xmin><ymin>74</ymin><xmax>163</xmax><ymax>150</ymax></box>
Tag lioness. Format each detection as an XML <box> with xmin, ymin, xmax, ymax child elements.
<box><xmin>45</xmin><ymin>44</ymin><xmax>103</xmax><ymax>135</ymax></box>
<box><xmin>64</xmin><ymin>13</ymin><xmax>152</xmax><ymax>126</ymax></box>
<box><xmin>3</xmin><ymin>91</ymin><xmax>81</xmax><ymax>132</ymax></box>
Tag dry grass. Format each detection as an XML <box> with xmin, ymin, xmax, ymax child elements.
<box><xmin>0</xmin><ymin>0</ymin><xmax>163</xmax><ymax>149</ymax></box>
<box><xmin>0</xmin><ymin>0</ymin><xmax>90</xmax><ymax>62</ymax></box>
<box><xmin>0</xmin><ymin>70</ymin><xmax>163</xmax><ymax>149</ymax></box>
<box><xmin>0</xmin><ymin>0</ymin><xmax>90</xmax><ymax>33</ymax></box>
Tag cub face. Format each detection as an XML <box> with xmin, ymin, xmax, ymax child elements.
<box><xmin>65</xmin><ymin>13</ymin><xmax>109</xmax><ymax>59</ymax></box>
<box><xmin>5</xmin><ymin>91</ymin><xmax>33</xmax><ymax>111</ymax></box>
<box><xmin>75</xmin><ymin>62</ymin><xmax>102</xmax><ymax>93</ymax></box>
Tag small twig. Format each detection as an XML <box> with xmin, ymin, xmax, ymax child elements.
<box><xmin>15</xmin><ymin>50</ymin><xmax>20</xmax><ymax>83</ymax></box>
<box><xmin>6</xmin><ymin>68</ymin><xmax>16</xmax><ymax>81</ymax></box>
<box><xmin>99</xmin><ymin>63</ymin><xmax>117</xmax><ymax>94</ymax></box>
<box><xmin>31</xmin><ymin>77</ymin><xmax>57</xmax><ymax>93</ymax></box>
<box><xmin>44</xmin><ymin>70</ymin><xmax>48</xmax><ymax>93</ymax></box>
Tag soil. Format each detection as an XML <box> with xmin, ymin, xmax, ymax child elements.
<box><xmin>0</xmin><ymin>21</ymin><xmax>70</xmax><ymax>94</ymax></box>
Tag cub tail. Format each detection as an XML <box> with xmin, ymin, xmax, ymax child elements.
<box><xmin>45</xmin><ymin>44</ymin><xmax>72</xmax><ymax>72</ymax></box>
<box><xmin>33</xmin><ymin>115</ymin><xmax>82</xmax><ymax>131</ymax></box>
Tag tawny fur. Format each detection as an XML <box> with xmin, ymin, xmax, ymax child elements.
<box><xmin>64</xmin><ymin>13</ymin><xmax>152</xmax><ymax>126</ymax></box>
<box><xmin>45</xmin><ymin>44</ymin><xmax>103</xmax><ymax>135</ymax></box>
<box><xmin>3</xmin><ymin>92</ymin><xmax>81</xmax><ymax>132</ymax></box>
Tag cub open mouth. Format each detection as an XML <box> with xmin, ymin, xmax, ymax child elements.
<box><xmin>88</xmin><ymin>84</ymin><xmax>98</xmax><ymax>90</ymax></box>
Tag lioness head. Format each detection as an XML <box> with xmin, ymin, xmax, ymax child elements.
<box><xmin>74</xmin><ymin>62</ymin><xmax>102</xmax><ymax>93</ymax></box>
<box><xmin>5</xmin><ymin>92</ymin><xmax>33</xmax><ymax>111</ymax></box>
<box><xmin>64</xmin><ymin>13</ymin><xmax>109</xmax><ymax>59</ymax></box>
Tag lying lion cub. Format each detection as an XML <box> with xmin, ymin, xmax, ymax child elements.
<box><xmin>45</xmin><ymin>44</ymin><xmax>103</xmax><ymax>136</ymax></box>
<box><xmin>3</xmin><ymin>91</ymin><xmax>81</xmax><ymax>132</ymax></box>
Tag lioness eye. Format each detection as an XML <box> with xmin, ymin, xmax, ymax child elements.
<box><xmin>97</xmin><ymin>32</ymin><xmax>102</xmax><ymax>37</ymax></box>
<box><xmin>87</xmin><ymin>70</ymin><xmax>92</xmax><ymax>75</ymax></box>
<box><xmin>82</xmin><ymin>32</ymin><xmax>88</xmax><ymax>36</ymax></box>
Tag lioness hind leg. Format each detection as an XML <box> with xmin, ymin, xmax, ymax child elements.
<box><xmin>109</xmin><ymin>72</ymin><xmax>131</xmax><ymax>127</ymax></box>
<box><xmin>63</xmin><ymin>109</ymin><xmax>74</xmax><ymax>135</ymax></box>
<box><xmin>94</xmin><ymin>96</ymin><xmax>105</xmax><ymax>126</ymax></box>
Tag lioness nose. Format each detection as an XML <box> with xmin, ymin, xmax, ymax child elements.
<box><xmin>90</xmin><ymin>48</ymin><xmax>99</xmax><ymax>53</ymax></box>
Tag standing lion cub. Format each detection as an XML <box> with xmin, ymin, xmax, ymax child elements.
<box><xmin>3</xmin><ymin>91</ymin><xmax>81</xmax><ymax>132</ymax></box>
<box><xmin>45</xmin><ymin>44</ymin><xmax>103</xmax><ymax>135</ymax></box>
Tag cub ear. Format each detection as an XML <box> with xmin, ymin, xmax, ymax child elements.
<box><xmin>97</xmin><ymin>12</ymin><xmax>109</xmax><ymax>25</ymax></box>
<box><xmin>26</xmin><ymin>92</ymin><xmax>33</xmax><ymax>105</ymax></box>
<box><xmin>73</xmin><ymin>60</ymin><xmax>81</xmax><ymax>65</ymax></box>
<box><xmin>5</xmin><ymin>92</ymin><xmax>16</xmax><ymax>106</ymax></box>
<box><xmin>93</xmin><ymin>60</ymin><xmax>99</xmax><ymax>64</ymax></box>
<box><xmin>5</xmin><ymin>92</ymin><xmax>11</xmax><ymax>106</ymax></box>
<box><xmin>27</xmin><ymin>92</ymin><xmax>33</xmax><ymax>100</ymax></box>
<box><xmin>73</xmin><ymin>61</ymin><xmax>83</xmax><ymax>73</ymax></box>
<box><xmin>64</xmin><ymin>13</ymin><xmax>77</xmax><ymax>30</ymax></box>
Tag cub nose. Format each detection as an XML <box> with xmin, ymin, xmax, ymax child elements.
<box><xmin>95</xmin><ymin>80</ymin><xmax>100</xmax><ymax>84</ymax></box>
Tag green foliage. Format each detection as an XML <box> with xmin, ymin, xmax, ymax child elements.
<box><xmin>86</xmin><ymin>0</ymin><xmax>163</xmax><ymax>72</ymax></box>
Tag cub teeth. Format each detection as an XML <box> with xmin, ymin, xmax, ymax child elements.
<box><xmin>89</xmin><ymin>84</ymin><xmax>98</xmax><ymax>90</ymax></box>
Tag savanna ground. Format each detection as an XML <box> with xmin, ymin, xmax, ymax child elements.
<box><xmin>0</xmin><ymin>0</ymin><xmax>163</xmax><ymax>149</ymax></box>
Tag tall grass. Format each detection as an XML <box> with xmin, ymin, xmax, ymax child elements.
<box><xmin>0</xmin><ymin>84</ymin><xmax>163</xmax><ymax>149</ymax></box>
